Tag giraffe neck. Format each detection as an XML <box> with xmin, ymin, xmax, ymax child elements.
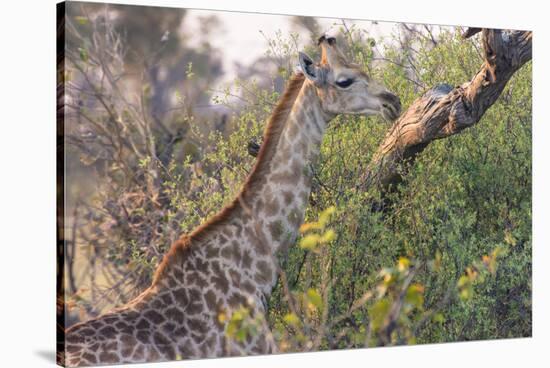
<box><xmin>246</xmin><ymin>78</ymin><xmax>333</xmax><ymax>257</ymax></box>
<box><xmin>151</xmin><ymin>74</ymin><xmax>334</xmax><ymax>306</ymax></box>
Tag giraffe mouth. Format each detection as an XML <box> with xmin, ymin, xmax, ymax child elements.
<box><xmin>380</xmin><ymin>93</ymin><xmax>402</xmax><ymax>121</ymax></box>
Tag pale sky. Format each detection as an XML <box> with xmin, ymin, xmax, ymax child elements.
<box><xmin>183</xmin><ymin>9</ymin><xmax>400</xmax><ymax>85</ymax></box>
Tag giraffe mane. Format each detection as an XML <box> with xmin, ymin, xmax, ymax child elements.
<box><xmin>152</xmin><ymin>72</ymin><xmax>306</xmax><ymax>285</ymax></box>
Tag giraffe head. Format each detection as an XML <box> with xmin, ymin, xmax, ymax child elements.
<box><xmin>298</xmin><ymin>35</ymin><xmax>401</xmax><ymax>121</ymax></box>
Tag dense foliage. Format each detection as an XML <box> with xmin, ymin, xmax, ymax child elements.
<box><xmin>65</xmin><ymin>11</ymin><xmax>531</xmax><ymax>351</ymax></box>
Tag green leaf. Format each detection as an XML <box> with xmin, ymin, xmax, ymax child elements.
<box><xmin>432</xmin><ymin>313</ymin><xmax>445</xmax><ymax>324</ymax></box>
<box><xmin>369</xmin><ymin>299</ymin><xmax>390</xmax><ymax>331</ymax></box>
<box><xmin>283</xmin><ymin>313</ymin><xmax>300</xmax><ymax>327</ymax></box>
<box><xmin>397</xmin><ymin>257</ymin><xmax>410</xmax><ymax>272</ymax></box>
<box><xmin>320</xmin><ymin>229</ymin><xmax>336</xmax><ymax>243</ymax></box>
<box><xmin>405</xmin><ymin>284</ymin><xmax>425</xmax><ymax>308</ymax></box>
<box><xmin>306</xmin><ymin>288</ymin><xmax>323</xmax><ymax>310</ymax></box>
<box><xmin>300</xmin><ymin>234</ymin><xmax>320</xmax><ymax>250</ymax></box>
<box><xmin>235</xmin><ymin>328</ymin><xmax>247</xmax><ymax>342</ymax></box>
<box><xmin>318</xmin><ymin>206</ymin><xmax>336</xmax><ymax>227</ymax></box>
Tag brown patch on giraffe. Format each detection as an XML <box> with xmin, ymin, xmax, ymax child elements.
<box><xmin>89</xmin><ymin>320</ymin><xmax>104</xmax><ymax>330</ymax></box>
<box><xmin>121</xmin><ymin>333</ymin><xmax>137</xmax><ymax>346</ymax></box>
<box><xmin>82</xmin><ymin>352</ymin><xmax>98</xmax><ymax>365</ymax></box>
<box><xmin>136</xmin><ymin>330</ymin><xmax>151</xmax><ymax>344</ymax></box>
<box><xmin>158</xmin><ymin>344</ymin><xmax>176</xmax><ymax>360</ymax></box>
<box><xmin>165</xmin><ymin>307</ymin><xmax>185</xmax><ymax>324</ymax></box>
<box><xmin>218</xmin><ymin>234</ymin><xmax>228</xmax><ymax>244</ymax></box>
<box><xmin>146</xmin><ymin>346</ymin><xmax>160</xmax><ymax>362</ymax></box>
<box><xmin>124</xmin><ymin>309</ymin><xmax>140</xmax><ymax>320</ymax></box>
<box><xmin>178</xmin><ymin>342</ymin><xmax>196</xmax><ymax>358</ymax></box>
<box><xmin>98</xmin><ymin>351</ymin><xmax>119</xmax><ymax>364</ymax></box>
<box><xmin>136</xmin><ymin>318</ymin><xmax>150</xmax><ymax>330</ymax></box>
<box><xmin>195</xmin><ymin>257</ymin><xmax>208</xmax><ymax>271</ymax></box>
<box><xmin>68</xmin><ymin>358</ymin><xmax>81</xmax><ymax>367</ymax></box>
<box><xmin>244</xmin><ymin>226</ymin><xmax>271</xmax><ymax>255</ymax></box>
<box><xmin>222</xmin><ymin>226</ymin><xmax>233</xmax><ymax>238</ymax></box>
<box><xmin>204</xmin><ymin>290</ymin><xmax>219</xmax><ymax>310</ymax></box>
<box><xmin>268</xmin><ymin>220</ymin><xmax>284</xmax><ymax>241</ymax></box>
<box><xmin>282</xmin><ymin>190</ymin><xmax>294</xmax><ymax>205</ymax></box>
<box><xmin>228</xmin><ymin>269</ymin><xmax>242</xmax><ymax>285</ymax></box>
<box><xmin>186</xmin><ymin>271</ymin><xmax>208</xmax><ymax>288</ymax></box>
<box><xmin>265</xmin><ymin>196</ymin><xmax>280</xmax><ymax>217</ymax></box>
<box><xmin>172</xmin><ymin>268</ymin><xmax>184</xmax><ymax>281</ymax></box>
<box><xmin>121</xmin><ymin>345</ymin><xmax>134</xmax><ymax>359</ymax></box>
<box><xmin>210</xmin><ymin>265</ymin><xmax>229</xmax><ymax>294</ymax></box>
<box><xmin>174</xmin><ymin>325</ymin><xmax>188</xmax><ymax>336</ymax></box>
<box><xmin>230</xmin><ymin>240</ymin><xmax>242</xmax><ymax>262</ymax></box>
<box><xmin>242</xmin><ymin>248</ymin><xmax>253</xmax><ymax>268</ymax></box>
<box><xmin>242</xmin><ymin>280</ymin><xmax>256</xmax><ymax>294</ymax></box>
<box><xmin>288</xmin><ymin>120</ymin><xmax>299</xmax><ymax>138</ymax></box>
<box><xmin>144</xmin><ymin>309</ymin><xmax>165</xmax><ymax>324</ymax></box>
<box><xmin>101</xmin><ymin>340</ymin><xmax>118</xmax><ymax>351</ymax></box>
<box><xmin>102</xmin><ymin>315</ymin><xmax>118</xmax><ymax>325</ymax></box>
<box><xmin>186</xmin><ymin>289</ymin><xmax>204</xmax><ymax>314</ymax></box>
<box><xmin>99</xmin><ymin>326</ymin><xmax>117</xmax><ymax>339</ymax></box>
<box><xmin>114</xmin><ymin>320</ymin><xmax>128</xmax><ymax>330</ymax></box>
<box><xmin>228</xmin><ymin>292</ymin><xmax>248</xmax><ymax>308</ymax></box>
<box><xmin>188</xmin><ymin>318</ymin><xmax>209</xmax><ymax>335</ymax></box>
<box><xmin>133</xmin><ymin>344</ymin><xmax>145</xmax><ymax>360</ymax></box>
<box><xmin>77</xmin><ymin>328</ymin><xmax>95</xmax><ymax>337</ymax></box>
<box><xmin>151</xmin><ymin>298</ymin><xmax>164</xmax><ymax>309</ymax></box>
<box><xmin>160</xmin><ymin>292</ymin><xmax>173</xmax><ymax>305</ymax></box>
<box><xmin>172</xmin><ymin>287</ymin><xmax>188</xmax><ymax>305</ymax></box>
<box><xmin>205</xmin><ymin>242</ymin><xmax>220</xmax><ymax>258</ymax></box>
<box><xmin>218</xmin><ymin>335</ymin><xmax>227</xmax><ymax>353</ymax></box>
<box><xmin>66</xmin><ymin>344</ymin><xmax>80</xmax><ymax>354</ymax></box>
<box><xmin>234</xmin><ymin>222</ymin><xmax>243</xmax><ymax>237</ymax></box>
<box><xmin>198</xmin><ymin>339</ymin><xmax>209</xmax><ymax>356</ymax></box>
<box><xmin>205</xmin><ymin>333</ymin><xmax>217</xmax><ymax>350</ymax></box>
<box><xmin>254</xmin><ymin>198</ymin><xmax>264</xmax><ymax>213</ymax></box>
<box><xmin>220</xmin><ymin>244</ymin><xmax>232</xmax><ymax>258</ymax></box>
<box><xmin>153</xmin><ymin>331</ymin><xmax>170</xmax><ymax>346</ymax></box>
<box><xmin>162</xmin><ymin>322</ymin><xmax>176</xmax><ymax>334</ymax></box>
<box><xmin>66</xmin><ymin>332</ymin><xmax>85</xmax><ymax>344</ymax></box>
<box><xmin>254</xmin><ymin>260</ymin><xmax>274</xmax><ymax>284</ymax></box>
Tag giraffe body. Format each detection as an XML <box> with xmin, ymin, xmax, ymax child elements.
<box><xmin>63</xmin><ymin>36</ymin><xmax>401</xmax><ymax>367</ymax></box>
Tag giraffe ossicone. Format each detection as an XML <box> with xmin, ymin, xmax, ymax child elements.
<box><xmin>63</xmin><ymin>36</ymin><xmax>401</xmax><ymax>367</ymax></box>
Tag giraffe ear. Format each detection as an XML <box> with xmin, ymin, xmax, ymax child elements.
<box><xmin>298</xmin><ymin>52</ymin><xmax>321</xmax><ymax>83</ymax></box>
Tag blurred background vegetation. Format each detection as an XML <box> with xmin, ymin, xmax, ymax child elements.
<box><xmin>62</xmin><ymin>2</ymin><xmax>531</xmax><ymax>351</ymax></box>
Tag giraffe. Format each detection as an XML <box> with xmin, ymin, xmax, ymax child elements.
<box><xmin>63</xmin><ymin>35</ymin><xmax>401</xmax><ymax>367</ymax></box>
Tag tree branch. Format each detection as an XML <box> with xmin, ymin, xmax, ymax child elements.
<box><xmin>363</xmin><ymin>29</ymin><xmax>532</xmax><ymax>193</ymax></box>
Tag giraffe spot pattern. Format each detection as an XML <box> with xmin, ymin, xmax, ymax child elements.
<box><xmin>62</xmin><ymin>73</ymin><xmax>339</xmax><ymax>365</ymax></box>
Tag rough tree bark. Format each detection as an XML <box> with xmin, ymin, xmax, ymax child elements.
<box><xmin>363</xmin><ymin>28</ymin><xmax>532</xmax><ymax>194</ymax></box>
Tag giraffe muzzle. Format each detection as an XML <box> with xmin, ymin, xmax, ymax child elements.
<box><xmin>379</xmin><ymin>91</ymin><xmax>402</xmax><ymax>121</ymax></box>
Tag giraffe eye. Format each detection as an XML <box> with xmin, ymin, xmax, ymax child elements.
<box><xmin>335</xmin><ymin>78</ymin><xmax>354</xmax><ymax>88</ymax></box>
